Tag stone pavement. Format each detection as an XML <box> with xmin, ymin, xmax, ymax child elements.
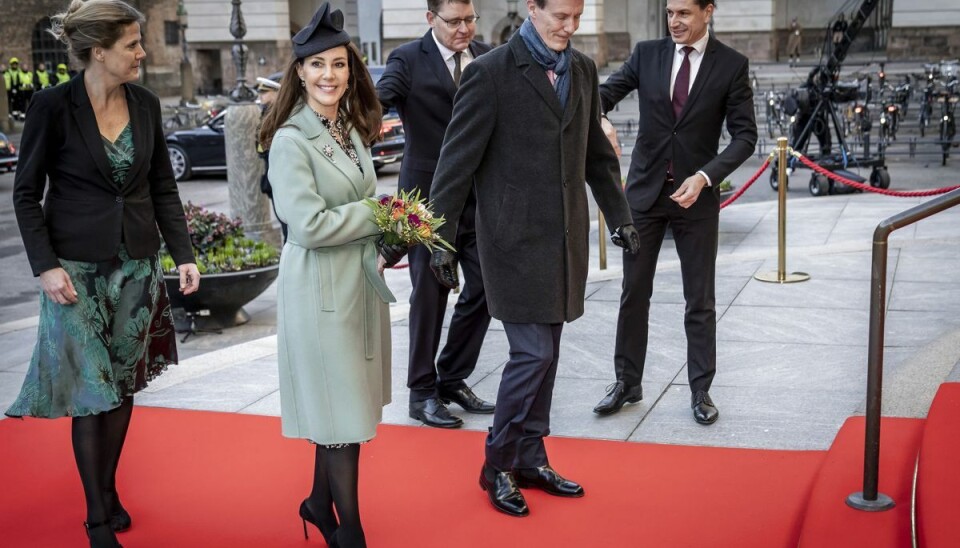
<box><xmin>3</xmin><ymin>187</ymin><xmax>959</xmax><ymax>452</ymax></box>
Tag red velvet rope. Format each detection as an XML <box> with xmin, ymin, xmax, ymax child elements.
<box><xmin>720</xmin><ymin>155</ymin><xmax>772</xmax><ymax>209</ymax></box>
<box><xmin>793</xmin><ymin>152</ymin><xmax>960</xmax><ymax>197</ymax></box>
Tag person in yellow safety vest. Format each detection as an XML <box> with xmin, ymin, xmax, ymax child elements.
<box><xmin>17</xmin><ymin>64</ymin><xmax>35</xmax><ymax>115</ymax></box>
<box><xmin>3</xmin><ymin>57</ymin><xmax>27</xmax><ymax>116</ymax></box>
<box><xmin>34</xmin><ymin>62</ymin><xmax>52</xmax><ymax>89</ymax></box>
<box><xmin>55</xmin><ymin>63</ymin><xmax>70</xmax><ymax>84</ymax></box>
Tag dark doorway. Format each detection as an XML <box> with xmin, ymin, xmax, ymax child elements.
<box><xmin>195</xmin><ymin>49</ymin><xmax>223</xmax><ymax>95</ymax></box>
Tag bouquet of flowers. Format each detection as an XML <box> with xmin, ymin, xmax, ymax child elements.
<box><xmin>365</xmin><ymin>189</ymin><xmax>455</xmax><ymax>252</ymax></box>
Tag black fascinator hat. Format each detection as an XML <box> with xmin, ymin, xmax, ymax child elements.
<box><xmin>292</xmin><ymin>2</ymin><xmax>351</xmax><ymax>59</ymax></box>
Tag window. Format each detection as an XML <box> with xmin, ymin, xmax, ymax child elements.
<box><xmin>31</xmin><ymin>17</ymin><xmax>69</xmax><ymax>69</ymax></box>
<box><xmin>165</xmin><ymin>21</ymin><xmax>180</xmax><ymax>46</ymax></box>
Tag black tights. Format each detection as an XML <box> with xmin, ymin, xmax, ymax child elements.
<box><xmin>72</xmin><ymin>397</ymin><xmax>133</xmax><ymax>545</ymax></box>
<box><xmin>307</xmin><ymin>444</ymin><xmax>366</xmax><ymax>548</ymax></box>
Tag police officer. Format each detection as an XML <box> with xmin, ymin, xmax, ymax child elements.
<box><xmin>255</xmin><ymin>72</ymin><xmax>286</xmax><ymax>241</ymax></box>
<box><xmin>55</xmin><ymin>63</ymin><xmax>71</xmax><ymax>85</ymax></box>
<box><xmin>34</xmin><ymin>62</ymin><xmax>53</xmax><ymax>89</ymax></box>
<box><xmin>3</xmin><ymin>58</ymin><xmax>25</xmax><ymax>118</ymax></box>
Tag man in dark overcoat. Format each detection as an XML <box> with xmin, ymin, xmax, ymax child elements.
<box><xmin>428</xmin><ymin>0</ymin><xmax>641</xmax><ymax>517</ymax></box>
<box><xmin>377</xmin><ymin>0</ymin><xmax>495</xmax><ymax>429</ymax></box>
<box><xmin>592</xmin><ymin>0</ymin><xmax>758</xmax><ymax>424</ymax></box>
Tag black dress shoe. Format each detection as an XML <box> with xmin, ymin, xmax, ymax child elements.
<box><xmin>692</xmin><ymin>390</ymin><xmax>719</xmax><ymax>425</ymax></box>
<box><xmin>409</xmin><ymin>398</ymin><xmax>463</xmax><ymax>428</ymax></box>
<box><xmin>514</xmin><ymin>465</ymin><xmax>584</xmax><ymax>498</ymax></box>
<box><xmin>479</xmin><ymin>463</ymin><xmax>529</xmax><ymax>517</ymax></box>
<box><xmin>593</xmin><ymin>381</ymin><xmax>643</xmax><ymax>416</ymax></box>
<box><xmin>438</xmin><ymin>385</ymin><xmax>495</xmax><ymax>414</ymax></box>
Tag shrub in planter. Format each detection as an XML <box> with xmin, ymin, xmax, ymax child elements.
<box><xmin>159</xmin><ymin>202</ymin><xmax>279</xmax><ymax>274</ymax></box>
<box><xmin>160</xmin><ymin>202</ymin><xmax>281</xmax><ymax>331</ymax></box>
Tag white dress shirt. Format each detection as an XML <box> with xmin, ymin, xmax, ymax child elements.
<box><xmin>668</xmin><ymin>31</ymin><xmax>713</xmax><ymax>186</ymax></box>
<box><xmin>431</xmin><ymin>30</ymin><xmax>474</xmax><ymax>82</ymax></box>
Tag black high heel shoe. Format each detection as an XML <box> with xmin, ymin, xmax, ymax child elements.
<box><xmin>299</xmin><ymin>499</ymin><xmax>338</xmax><ymax>544</ymax></box>
<box><xmin>84</xmin><ymin>520</ymin><xmax>123</xmax><ymax>548</ymax></box>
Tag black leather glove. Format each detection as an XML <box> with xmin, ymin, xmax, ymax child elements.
<box><xmin>611</xmin><ymin>224</ymin><xmax>641</xmax><ymax>254</ymax></box>
<box><xmin>376</xmin><ymin>237</ymin><xmax>408</xmax><ymax>268</ymax></box>
<box><xmin>430</xmin><ymin>249</ymin><xmax>459</xmax><ymax>289</ymax></box>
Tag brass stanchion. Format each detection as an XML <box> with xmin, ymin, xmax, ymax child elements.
<box><xmin>755</xmin><ymin>137</ymin><xmax>810</xmax><ymax>284</ymax></box>
<box><xmin>598</xmin><ymin>210</ymin><xmax>607</xmax><ymax>270</ymax></box>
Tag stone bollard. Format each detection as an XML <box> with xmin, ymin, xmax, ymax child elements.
<box><xmin>0</xmin><ymin>87</ymin><xmax>12</xmax><ymax>134</ymax></box>
<box><xmin>224</xmin><ymin>103</ymin><xmax>280</xmax><ymax>247</ymax></box>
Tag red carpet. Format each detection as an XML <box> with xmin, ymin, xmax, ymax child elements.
<box><xmin>916</xmin><ymin>383</ymin><xmax>960</xmax><ymax>548</ymax></box>
<box><xmin>796</xmin><ymin>416</ymin><xmax>924</xmax><ymax>548</ymax></box>
<box><xmin>0</xmin><ymin>407</ymin><xmax>825</xmax><ymax>547</ymax></box>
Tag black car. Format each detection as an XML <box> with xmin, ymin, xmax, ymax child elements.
<box><xmin>166</xmin><ymin>110</ymin><xmax>227</xmax><ymax>181</ymax></box>
<box><xmin>0</xmin><ymin>132</ymin><xmax>18</xmax><ymax>172</ymax></box>
<box><xmin>166</xmin><ymin>94</ymin><xmax>405</xmax><ymax>181</ymax></box>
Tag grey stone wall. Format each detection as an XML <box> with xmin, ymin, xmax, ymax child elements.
<box><xmin>887</xmin><ymin>27</ymin><xmax>960</xmax><ymax>60</ymax></box>
<box><xmin>715</xmin><ymin>31</ymin><xmax>776</xmax><ymax>62</ymax></box>
<box><xmin>0</xmin><ymin>0</ymin><xmax>182</xmax><ymax>97</ymax></box>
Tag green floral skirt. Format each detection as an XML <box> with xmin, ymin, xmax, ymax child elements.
<box><xmin>5</xmin><ymin>248</ymin><xmax>178</xmax><ymax>418</ymax></box>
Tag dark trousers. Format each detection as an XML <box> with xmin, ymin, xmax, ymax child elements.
<box><xmin>407</xmin><ymin>200</ymin><xmax>490</xmax><ymax>402</ymax></box>
<box><xmin>614</xmin><ymin>181</ymin><xmax>719</xmax><ymax>393</ymax></box>
<box><xmin>485</xmin><ymin>322</ymin><xmax>563</xmax><ymax>471</ymax></box>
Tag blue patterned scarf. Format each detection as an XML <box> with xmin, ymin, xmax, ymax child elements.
<box><xmin>518</xmin><ymin>18</ymin><xmax>571</xmax><ymax>108</ymax></box>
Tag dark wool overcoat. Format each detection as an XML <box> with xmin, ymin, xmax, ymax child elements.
<box><xmin>430</xmin><ymin>33</ymin><xmax>632</xmax><ymax>324</ymax></box>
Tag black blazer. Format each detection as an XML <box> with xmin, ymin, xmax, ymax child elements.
<box><xmin>13</xmin><ymin>73</ymin><xmax>194</xmax><ymax>276</ymax></box>
<box><xmin>600</xmin><ymin>36</ymin><xmax>758</xmax><ymax>219</ymax></box>
<box><xmin>429</xmin><ymin>33</ymin><xmax>632</xmax><ymax>324</ymax></box>
<box><xmin>376</xmin><ymin>31</ymin><xmax>491</xmax><ymax>195</ymax></box>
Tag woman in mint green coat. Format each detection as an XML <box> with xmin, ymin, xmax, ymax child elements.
<box><xmin>258</xmin><ymin>5</ymin><xmax>406</xmax><ymax>547</ymax></box>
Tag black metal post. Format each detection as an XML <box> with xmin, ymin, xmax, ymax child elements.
<box><xmin>228</xmin><ymin>0</ymin><xmax>256</xmax><ymax>103</ymax></box>
<box><xmin>846</xmin><ymin>188</ymin><xmax>960</xmax><ymax>511</ymax></box>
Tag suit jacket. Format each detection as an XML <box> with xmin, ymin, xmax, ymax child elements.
<box><xmin>377</xmin><ymin>31</ymin><xmax>491</xmax><ymax>195</ymax></box>
<box><xmin>600</xmin><ymin>36</ymin><xmax>758</xmax><ymax>219</ymax></box>
<box><xmin>268</xmin><ymin>104</ymin><xmax>393</xmax><ymax>444</ymax></box>
<box><xmin>13</xmin><ymin>73</ymin><xmax>194</xmax><ymax>276</ymax></box>
<box><xmin>430</xmin><ymin>33</ymin><xmax>632</xmax><ymax>324</ymax></box>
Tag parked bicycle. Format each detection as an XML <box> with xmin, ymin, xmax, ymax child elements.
<box><xmin>765</xmin><ymin>89</ymin><xmax>787</xmax><ymax>139</ymax></box>
<box><xmin>936</xmin><ymin>89</ymin><xmax>958</xmax><ymax>166</ymax></box>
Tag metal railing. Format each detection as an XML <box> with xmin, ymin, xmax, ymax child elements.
<box><xmin>846</xmin><ymin>187</ymin><xmax>960</xmax><ymax>511</ymax></box>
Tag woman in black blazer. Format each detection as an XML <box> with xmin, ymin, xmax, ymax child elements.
<box><xmin>7</xmin><ymin>2</ymin><xmax>199</xmax><ymax>547</ymax></box>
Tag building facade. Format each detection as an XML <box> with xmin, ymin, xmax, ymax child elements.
<box><xmin>0</xmin><ymin>0</ymin><xmax>187</xmax><ymax>97</ymax></box>
<box><xmin>3</xmin><ymin>1</ymin><xmax>957</xmax><ymax>101</ymax></box>
<box><xmin>382</xmin><ymin>0</ymin><xmax>960</xmax><ymax>66</ymax></box>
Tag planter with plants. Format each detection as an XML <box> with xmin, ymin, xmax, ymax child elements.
<box><xmin>160</xmin><ymin>202</ymin><xmax>281</xmax><ymax>332</ymax></box>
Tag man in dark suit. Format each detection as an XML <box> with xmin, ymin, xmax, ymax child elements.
<box><xmin>592</xmin><ymin>0</ymin><xmax>757</xmax><ymax>424</ymax></box>
<box><xmin>377</xmin><ymin>0</ymin><xmax>495</xmax><ymax>429</ymax></box>
<box><xmin>429</xmin><ymin>0</ymin><xmax>641</xmax><ymax>517</ymax></box>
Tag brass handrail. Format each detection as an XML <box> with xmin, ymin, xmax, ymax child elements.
<box><xmin>847</xmin><ymin>187</ymin><xmax>960</xmax><ymax>511</ymax></box>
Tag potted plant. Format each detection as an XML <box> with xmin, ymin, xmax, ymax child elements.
<box><xmin>160</xmin><ymin>202</ymin><xmax>281</xmax><ymax>331</ymax></box>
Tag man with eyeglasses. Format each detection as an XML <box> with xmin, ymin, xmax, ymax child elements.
<box><xmin>428</xmin><ymin>0</ymin><xmax>641</xmax><ymax>517</ymax></box>
<box><xmin>377</xmin><ymin>0</ymin><xmax>495</xmax><ymax>431</ymax></box>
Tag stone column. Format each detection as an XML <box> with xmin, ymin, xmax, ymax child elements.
<box><xmin>574</xmin><ymin>0</ymin><xmax>609</xmax><ymax>67</ymax></box>
<box><xmin>224</xmin><ymin>0</ymin><xmax>278</xmax><ymax>247</ymax></box>
<box><xmin>0</xmin><ymin>83</ymin><xmax>11</xmax><ymax>134</ymax></box>
<box><xmin>225</xmin><ymin>104</ymin><xmax>278</xmax><ymax>247</ymax></box>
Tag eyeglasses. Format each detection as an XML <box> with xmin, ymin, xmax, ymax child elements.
<box><xmin>432</xmin><ymin>11</ymin><xmax>479</xmax><ymax>29</ymax></box>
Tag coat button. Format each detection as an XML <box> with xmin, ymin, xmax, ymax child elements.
<box><xmin>116</xmin><ymin>196</ymin><xmax>123</xmax><ymax>203</ymax></box>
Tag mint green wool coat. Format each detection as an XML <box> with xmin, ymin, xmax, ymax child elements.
<box><xmin>268</xmin><ymin>104</ymin><xmax>395</xmax><ymax>445</ymax></box>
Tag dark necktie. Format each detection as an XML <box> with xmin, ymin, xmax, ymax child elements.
<box><xmin>453</xmin><ymin>51</ymin><xmax>463</xmax><ymax>87</ymax></box>
<box><xmin>672</xmin><ymin>46</ymin><xmax>694</xmax><ymax>119</ymax></box>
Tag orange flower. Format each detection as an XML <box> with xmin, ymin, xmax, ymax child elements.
<box><xmin>392</xmin><ymin>208</ymin><xmax>404</xmax><ymax>221</ymax></box>
<box><xmin>418</xmin><ymin>225</ymin><xmax>432</xmax><ymax>238</ymax></box>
